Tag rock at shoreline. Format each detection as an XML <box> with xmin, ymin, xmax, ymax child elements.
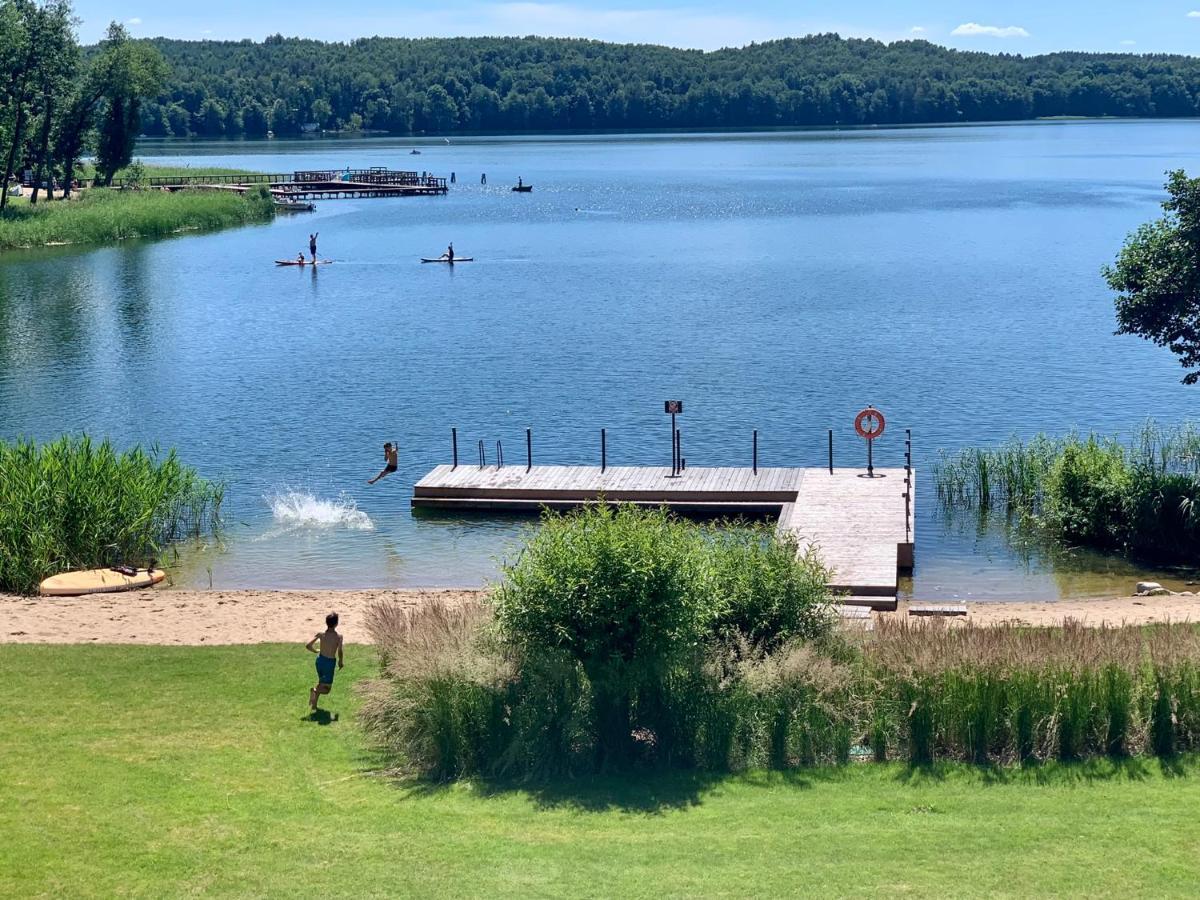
<box><xmin>1136</xmin><ymin>582</ymin><xmax>1163</xmax><ymax>594</ymax></box>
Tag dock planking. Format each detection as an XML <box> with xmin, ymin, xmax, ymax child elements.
<box><xmin>412</xmin><ymin>464</ymin><xmax>913</xmax><ymax>603</ymax></box>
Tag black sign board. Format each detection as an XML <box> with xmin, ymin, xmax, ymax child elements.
<box><xmin>664</xmin><ymin>400</ymin><xmax>683</xmax><ymax>414</ymax></box>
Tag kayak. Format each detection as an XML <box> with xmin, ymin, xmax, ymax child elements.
<box><xmin>40</xmin><ymin>567</ymin><xmax>166</xmax><ymax>596</ymax></box>
<box><xmin>275</xmin><ymin>259</ymin><xmax>333</xmax><ymax>266</ymax></box>
<box><xmin>421</xmin><ymin>257</ymin><xmax>474</xmax><ymax>263</ymax></box>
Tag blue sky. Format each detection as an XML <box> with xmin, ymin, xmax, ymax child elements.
<box><xmin>73</xmin><ymin>1</ymin><xmax>1200</xmax><ymax>54</ymax></box>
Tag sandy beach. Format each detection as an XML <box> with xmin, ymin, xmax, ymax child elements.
<box><xmin>1</xmin><ymin>588</ymin><xmax>1199</xmax><ymax>645</ymax></box>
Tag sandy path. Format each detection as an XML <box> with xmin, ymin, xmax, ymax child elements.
<box><xmin>904</xmin><ymin>594</ymin><xmax>1200</xmax><ymax>628</ymax></box>
<box><xmin>0</xmin><ymin>589</ymin><xmax>481</xmax><ymax>645</ymax></box>
<box><xmin>3</xmin><ymin>589</ymin><xmax>1200</xmax><ymax>645</ymax></box>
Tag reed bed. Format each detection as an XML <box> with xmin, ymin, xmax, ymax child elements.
<box><xmin>934</xmin><ymin>422</ymin><xmax>1200</xmax><ymax>562</ymax></box>
<box><xmin>0</xmin><ymin>435</ymin><xmax>223</xmax><ymax>594</ymax></box>
<box><xmin>0</xmin><ymin>186</ymin><xmax>275</xmax><ymax>252</ymax></box>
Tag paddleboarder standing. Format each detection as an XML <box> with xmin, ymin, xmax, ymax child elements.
<box><xmin>308</xmin><ymin>232</ymin><xmax>319</xmax><ymax>263</ymax></box>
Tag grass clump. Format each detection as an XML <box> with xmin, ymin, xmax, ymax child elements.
<box><xmin>934</xmin><ymin>421</ymin><xmax>1200</xmax><ymax>563</ymax></box>
<box><xmin>0</xmin><ymin>435</ymin><xmax>223</xmax><ymax>594</ymax></box>
<box><xmin>360</xmin><ymin>504</ymin><xmax>837</xmax><ymax>779</ymax></box>
<box><xmin>0</xmin><ymin>185</ymin><xmax>275</xmax><ymax>252</ymax></box>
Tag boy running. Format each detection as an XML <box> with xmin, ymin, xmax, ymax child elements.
<box><xmin>305</xmin><ymin>612</ymin><xmax>344</xmax><ymax>711</ymax></box>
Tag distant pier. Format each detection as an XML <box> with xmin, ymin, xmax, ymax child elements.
<box><xmin>412</xmin><ymin>463</ymin><xmax>914</xmax><ymax>608</ymax></box>
<box><xmin>110</xmin><ymin>167</ymin><xmax>448</xmax><ymax>199</ymax></box>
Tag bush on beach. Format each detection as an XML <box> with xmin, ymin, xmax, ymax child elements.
<box><xmin>0</xmin><ymin>435</ymin><xmax>223</xmax><ymax>594</ymax></box>
<box><xmin>360</xmin><ymin>504</ymin><xmax>838</xmax><ymax>778</ymax></box>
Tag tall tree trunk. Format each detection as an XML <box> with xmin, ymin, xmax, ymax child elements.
<box><xmin>0</xmin><ymin>104</ymin><xmax>28</xmax><ymax>210</ymax></box>
<box><xmin>30</xmin><ymin>97</ymin><xmax>54</xmax><ymax>205</ymax></box>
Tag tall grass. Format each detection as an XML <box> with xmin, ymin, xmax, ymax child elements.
<box><xmin>0</xmin><ymin>186</ymin><xmax>275</xmax><ymax>252</ymax></box>
<box><xmin>0</xmin><ymin>436</ymin><xmax>223</xmax><ymax>594</ymax></box>
<box><xmin>361</xmin><ymin>599</ymin><xmax>1200</xmax><ymax>778</ymax></box>
<box><xmin>934</xmin><ymin>422</ymin><xmax>1200</xmax><ymax>562</ymax></box>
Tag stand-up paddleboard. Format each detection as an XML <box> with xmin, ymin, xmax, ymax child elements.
<box><xmin>40</xmin><ymin>567</ymin><xmax>166</xmax><ymax>596</ymax></box>
<box><xmin>420</xmin><ymin>257</ymin><xmax>474</xmax><ymax>263</ymax></box>
<box><xmin>275</xmin><ymin>259</ymin><xmax>333</xmax><ymax>266</ymax></box>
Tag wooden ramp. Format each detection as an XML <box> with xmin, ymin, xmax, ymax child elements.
<box><xmin>412</xmin><ymin>464</ymin><xmax>913</xmax><ymax>603</ymax></box>
<box><xmin>776</xmin><ymin>469</ymin><xmax>913</xmax><ymax>605</ymax></box>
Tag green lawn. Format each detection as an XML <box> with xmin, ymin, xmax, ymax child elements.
<box><xmin>3</xmin><ymin>645</ymin><xmax>1199</xmax><ymax>898</ymax></box>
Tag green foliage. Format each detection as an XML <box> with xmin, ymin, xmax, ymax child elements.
<box><xmin>1106</xmin><ymin>169</ymin><xmax>1200</xmax><ymax>383</ymax></box>
<box><xmin>366</xmin><ymin>506</ymin><xmax>836</xmax><ymax>777</ymax></box>
<box><xmin>493</xmin><ymin>505</ymin><xmax>713</xmax><ymax>672</ymax></box>
<box><xmin>0</xmin><ymin>184</ymin><xmax>275</xmax><ymax>251</ymax></box>
<box><xmin>0</xmin><ymin>435</ymin><xmax>223</xmax><ymax>594</ymax></box>
<box><xmin>92</xmin><ymin>23</ymin><xmax>169</xmax><ymax>185</ymax></box>
<box><xmin>120</xmin><ymin>34</ymin><xmax>1200</xmax><ymax>138</ymax></box>
<box><xmin>934</xmin><ymin>422</ymin><xmax>1200</xmax><ymax>563</ymax></box>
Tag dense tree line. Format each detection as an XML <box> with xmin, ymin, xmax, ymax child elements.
<box><xmin>0</xmin><ymin>1</ymin><xmax>166</xmax><ymax>205</ymax></box>
<box><xmin>134</xmin><ymin>33</ymin><xmax>1200</xmax><ymax>138</ymax></box>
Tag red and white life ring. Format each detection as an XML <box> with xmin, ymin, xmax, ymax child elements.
<box><xmin>854</xmin><ymin>407</ymin><xmax>886</xmax><ymax>440</ymax></box>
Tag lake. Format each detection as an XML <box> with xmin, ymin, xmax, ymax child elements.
<box><xmin>2</xmin><ymin>121</ymin><xmax>1198</xmax><ymax>599</ymax></box>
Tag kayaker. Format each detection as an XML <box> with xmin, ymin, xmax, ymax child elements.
<box><xmin>296</xmin><ymin>252</ymin><xmax>305</xmax><ymax>265</ymax></box>
<box><xmin>445</xmin><ymin>242</ymin><xmax>454</xmax><ymax>261</ymax></box>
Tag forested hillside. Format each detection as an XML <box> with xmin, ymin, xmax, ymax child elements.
<box><xmin>133</xmin><ymin>34</ymin><xmax>1200</xmax><ymax>137</ymax></box>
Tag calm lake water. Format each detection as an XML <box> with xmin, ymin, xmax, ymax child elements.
<box><xmin>3</xmin><ymin>121</ymin><xmax>1200</xmax><ymax>599</ymax></box>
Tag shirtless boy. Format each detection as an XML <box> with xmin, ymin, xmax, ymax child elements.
<box><xmin>305</xmin><ymin>612</ymin><xmax>344</xmax><ymax>711</ymax></box>
<box><xmin>368</xmin><ymin>442</ymin><xmax>399</xmax><ymax>485</ymax></box>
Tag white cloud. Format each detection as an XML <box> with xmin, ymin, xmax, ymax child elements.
<box><xmin>126</xmin><ymin>17</ymin><xmax>142</xmax><ymax>25</ymax></box>
<box><xmin>1188</xmin><ymin>10</ymin><xmax>1200</xmax><ymax>17</ymax></box>
<box><xmin>1120</xmin><ymin>39</ymin><xmax>1136</xmax><ymax>45</ymax></box>
<box><xmin>951</xmin><ymin>22</ymin><xmax>1030</xmax><ymax>38</ymax></box>
<box><xmin>910</xmin><ymin>26</ymin><xmax>926</xmax><ymax>34</ymax></box>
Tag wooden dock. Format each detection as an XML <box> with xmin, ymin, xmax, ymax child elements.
<box><xmin>412</xmin><ymin>464</ymin><xmax>914</xmax><ymax>606</ymax></box>
<box><xmin>109</xmin><ymin>168</ymin><xmax>448</xmax><ymax>199</ymax></box>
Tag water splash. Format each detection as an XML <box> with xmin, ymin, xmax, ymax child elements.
<box><xmin>266</xmin><ymin>490</ymin><xmax>374</xmax><ymax>531</ymax></box>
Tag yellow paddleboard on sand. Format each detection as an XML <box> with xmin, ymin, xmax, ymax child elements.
<box><xmin>40</xmin><ymin>567</ymin><xmax>166</xmax><ymax>597</ymax></box>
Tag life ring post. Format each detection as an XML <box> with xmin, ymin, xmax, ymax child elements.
<box><xmin>853</xmin><ymin>406</ymin><xmax>886</xmax><ymax>478</ymax></box>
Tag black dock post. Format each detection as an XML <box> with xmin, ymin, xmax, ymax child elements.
<box><xmin>753</xmin><ymin>430</ymin><xmax>758</xmax><ymax>475</ymax></box>
<box><xmin>601</xmin><ymin>428</ymin><xmax>607</xmax><ymax>473</ymax></box>
<box><xmin>452</xmin><ymin>427</ymin><xmax>458</xmax><ymax>470</ymax></box>
<box><xmin>526</xmin><ymin>428</ymin><xmax>532</xmax><ymax>472</ymax></box>
<box><xmin>828</xmin><ymin>429</ymin><xmax>833</xmax><ymax>474</ymax></box>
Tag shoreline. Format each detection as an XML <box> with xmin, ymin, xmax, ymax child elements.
<box><xmin>3</xmin><ymin>588</ymin><xmax>1200</xmax><ymax>645</ymax></box>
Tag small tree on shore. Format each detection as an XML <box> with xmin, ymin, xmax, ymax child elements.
<box><xmin>1105</xmin><ymin>169</ymin><xmax>1200</xmax><ymax>383</ymax></box>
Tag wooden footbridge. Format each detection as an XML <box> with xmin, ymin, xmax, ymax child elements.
<box><xmin>110</xmin><ymin>168</ymin><xmax>448</xmax><ymax>199</ymax></box>
<box><xmin>412</xmin><ymin>459</ymin><xmax>915</xmax><ymax>609</ymax></box>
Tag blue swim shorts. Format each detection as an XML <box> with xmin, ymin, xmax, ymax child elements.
<box><xmin>316</xmin><ymin>654</ymin><xmax>336</xmax><ymax>685</ymax></box>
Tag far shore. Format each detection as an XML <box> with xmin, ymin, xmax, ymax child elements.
<box><xmin>3</xmin><ymin>588</ymin><xmax>1200</xmax><ymax>645</ymax></box>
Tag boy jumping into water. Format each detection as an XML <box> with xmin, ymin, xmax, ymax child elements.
<box><xmin>306</xmin><ymin>612</ymin><xmax>344</xmax><ymax>712</ymax></box>
<box><xmin>368</xmin><ymin>442</ymin><xmax>399</xmax><ymax>484</ymax></box>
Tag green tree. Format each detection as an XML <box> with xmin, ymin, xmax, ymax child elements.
<box><xmin>1105</xmin><ymin>170</ymin><xmax>1200</xmax><ymax>383</ymax></box>
<box><xmin>93</xmin><ymin>22</ymin><xmax>168</xmax><ymax>185</ymax></box>
<box><xmin>0</xmin><ymin>1</ymin><xmax>77</xmax><ymax>209</ymax></box>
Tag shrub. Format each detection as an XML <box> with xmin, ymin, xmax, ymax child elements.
<box><xmin>0</xmin><ymin>435</ymin><xmax>223</xmax><ymax>594</ymax></box>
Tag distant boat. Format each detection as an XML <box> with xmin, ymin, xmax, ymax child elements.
<box><xmin>410</xmin><ymin>149</ymin><xmax>422</xmax><ymax>155</ymax></box>
<box><xmin>511</xmin><ymin>184</ymin><xmax>533</xmax><ymax>192</ymax></box>
<box><xmin>274</xmin><ymin>200</ymin><xmax>315</xmax><ymax>212</ymax></box>
<box><xmin>421</xmin><ymin>256</ymin><xmax>474</xmax><ymax>264</ymax></box>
